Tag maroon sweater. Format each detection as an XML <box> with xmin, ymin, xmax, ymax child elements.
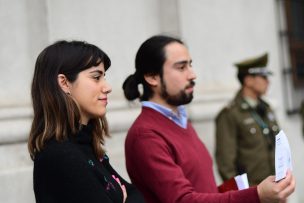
<box><xmin>125</xmin><ymin>107</ymin><xmax>260</xmax><ymax>203</ymax></box>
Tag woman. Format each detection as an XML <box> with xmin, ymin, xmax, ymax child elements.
<box><xmin>28</xmin><ymin>40</ymin><xmax>145</xmax><ymax>203</ymax></box>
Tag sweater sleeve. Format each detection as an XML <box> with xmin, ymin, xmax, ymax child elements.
<box><xmin>34</xmin><ymin>143</ymin><xmax>113</xmax><ymax>203</ymax></box>
<box><xmin>126</xmin><ymin>132</ymin><xmax>260</xmax><ymax>203</ymax></box>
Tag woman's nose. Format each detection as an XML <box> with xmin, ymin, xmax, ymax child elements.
<box><xmin>102</xmin><ymin>81</ymin><xmax>112</xmax><ymax>94</ymax></box>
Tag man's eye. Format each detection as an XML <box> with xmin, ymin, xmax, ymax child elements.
<box><xmin>178</xmin><ymin>65</ymin><xmax>186</xmax><ymax>70</ymax></box>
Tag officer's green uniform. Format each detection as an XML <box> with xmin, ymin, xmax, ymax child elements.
<box><xmin>215</xmin><ymin>53</ymin><xmax>280</xmax><ymax>186</ymax></box>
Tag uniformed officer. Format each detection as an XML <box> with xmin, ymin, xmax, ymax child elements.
<box><xmin>215</xmin><ymin>53</ymin><xmax>280</xmax><ymax>186</ymax></box>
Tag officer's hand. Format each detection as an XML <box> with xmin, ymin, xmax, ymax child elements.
<box><xmin>257</xmin><ymin>170</ymin><xmax>295</xmax><ymax>203</ymax></box>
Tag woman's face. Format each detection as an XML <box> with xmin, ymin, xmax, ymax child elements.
<box><xmin>69</xmin><ymin>63</ymin><xmax>111</xmax><ymax>125</ymax></box>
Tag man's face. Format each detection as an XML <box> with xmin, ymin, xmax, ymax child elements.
<box><xmin>159</xmin><ymin>42</ymin><xmax>196</xmax><ymax>106</ymax></box>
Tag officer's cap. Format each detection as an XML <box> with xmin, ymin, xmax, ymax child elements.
<box><xmin>235</xmin><ymin>53</ymin><xmax>272</xmax><ymax>76</ymax></box>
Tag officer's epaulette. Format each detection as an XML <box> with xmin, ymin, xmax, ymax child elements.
<box><xmin>216</xmin><ymin>100</ymin><xmax>236</xmax><ymax>120</ymax></box>
<box><xmin>222</xmin><ymin>100</ymin><xmax>236</xmax><ymax>111</ymax></box>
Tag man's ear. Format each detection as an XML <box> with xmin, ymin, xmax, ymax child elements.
<box><xmin>57</xmin><ymin>74</ymin><xmax>71</xmax><ymax>94</ymax></box>
<box><xmin>243</xmin><ymin>75</ymin><xmax>254</xmax><ymax>87</ymax></box>
<box><xmin>144</xmin><ymin>74</ymin><xmax>159</xmax><ymax>86</ymax></box>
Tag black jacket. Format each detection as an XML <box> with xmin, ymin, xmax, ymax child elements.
<box><xmin>33</xmin><ymin>123</ymin><xmax>145</xmax><ymax>203</ymax></box>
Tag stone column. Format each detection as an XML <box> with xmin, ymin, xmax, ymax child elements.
<box><xmin>0</xmin><ymin>0</ymin><xmax>48</xmax><ymax>202</ymax></box>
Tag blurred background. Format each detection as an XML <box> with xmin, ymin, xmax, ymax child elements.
<box><xmin>0</xmin><ymin>0</ymin><xmax>303</xmax><ymax>202</ymax></box>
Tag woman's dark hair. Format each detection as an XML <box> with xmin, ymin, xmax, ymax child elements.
<box><xmin>122</xmin><ymin>35</ymin><xmax>183</xmax><ymax>101</ymax></box>
<box><xmin>28</xmin><ymin>40</ymin><xmax>111</xmax><ymax>160</ymax></box>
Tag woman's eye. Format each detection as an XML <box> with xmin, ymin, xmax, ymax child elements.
<box><xmin>93</xmin><ymin>75</ymin><xmax>101</xmax><ymax>80</ymax></box>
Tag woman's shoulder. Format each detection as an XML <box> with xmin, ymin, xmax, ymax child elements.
<box><xmin>34</xmin><ymin>138</ymin><xmax>83</xmax><ymax>167</ymax></box>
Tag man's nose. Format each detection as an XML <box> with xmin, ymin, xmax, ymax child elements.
<box><xmin>188</xmin><ymin>68</ymin><xmax>197</xmax><ymax>80</ymax></box>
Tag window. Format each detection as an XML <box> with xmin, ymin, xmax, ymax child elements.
<box><xmin>284</xmin><ymin>0</ymin><xmax>304</xmax><ymax>87</ymax></box>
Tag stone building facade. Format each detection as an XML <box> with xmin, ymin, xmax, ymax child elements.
<box><xmin>0</xmin><ymin>0</ymin><xmax>303</xmax><ymax>202</ymax></box>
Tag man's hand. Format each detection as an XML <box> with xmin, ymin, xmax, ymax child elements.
<box><xmin>257</xmin><ymin>170</ymin><xmax>295</xmax><ymax>203</ymax></box>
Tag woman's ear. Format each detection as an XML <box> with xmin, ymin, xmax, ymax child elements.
<box><xmin>57</xmin><ymin>74</ymin><xmax>71</xmax><ymax>94</ymax></box>
<box><xmin>144</xmin><ymin>74</ymin><xmax>159</xmax><ymax>86</ymax></box>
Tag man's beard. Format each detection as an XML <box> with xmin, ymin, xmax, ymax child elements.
<box><xmin>160</xmin><ymin>79</ymin><xmax>195</xmax><ymax>106</ymax></box>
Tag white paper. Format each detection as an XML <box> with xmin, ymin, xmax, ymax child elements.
<box><xmin>235</xmin><ymin>173</ymin><xmax>249</xmax><ymax>190</ymax></box>
<box><xmin>275</xmin><ymin>130</ymin><xmax>293</xmax><ymax>182</ymax></box>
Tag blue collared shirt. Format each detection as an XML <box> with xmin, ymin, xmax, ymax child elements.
<box><xmin>141</xmin><ymin>101</ymin><xmax>188</xmax><ymax>128</ymax></box>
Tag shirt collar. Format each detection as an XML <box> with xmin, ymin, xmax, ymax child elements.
<box><xmin>141</xmin><ymin>101</ymin><xmax>188</xmax><ymax>128</ymax></box>
<box><xmin>243</xmin><ymin>96</ymin><xmax>258</xmax><ymax>108</ymax></box>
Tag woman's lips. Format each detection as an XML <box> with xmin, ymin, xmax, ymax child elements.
<box><xmin>98</xmin><ymin>97</ymin><xmax>108</xmax><ymax>104</ymax></box>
